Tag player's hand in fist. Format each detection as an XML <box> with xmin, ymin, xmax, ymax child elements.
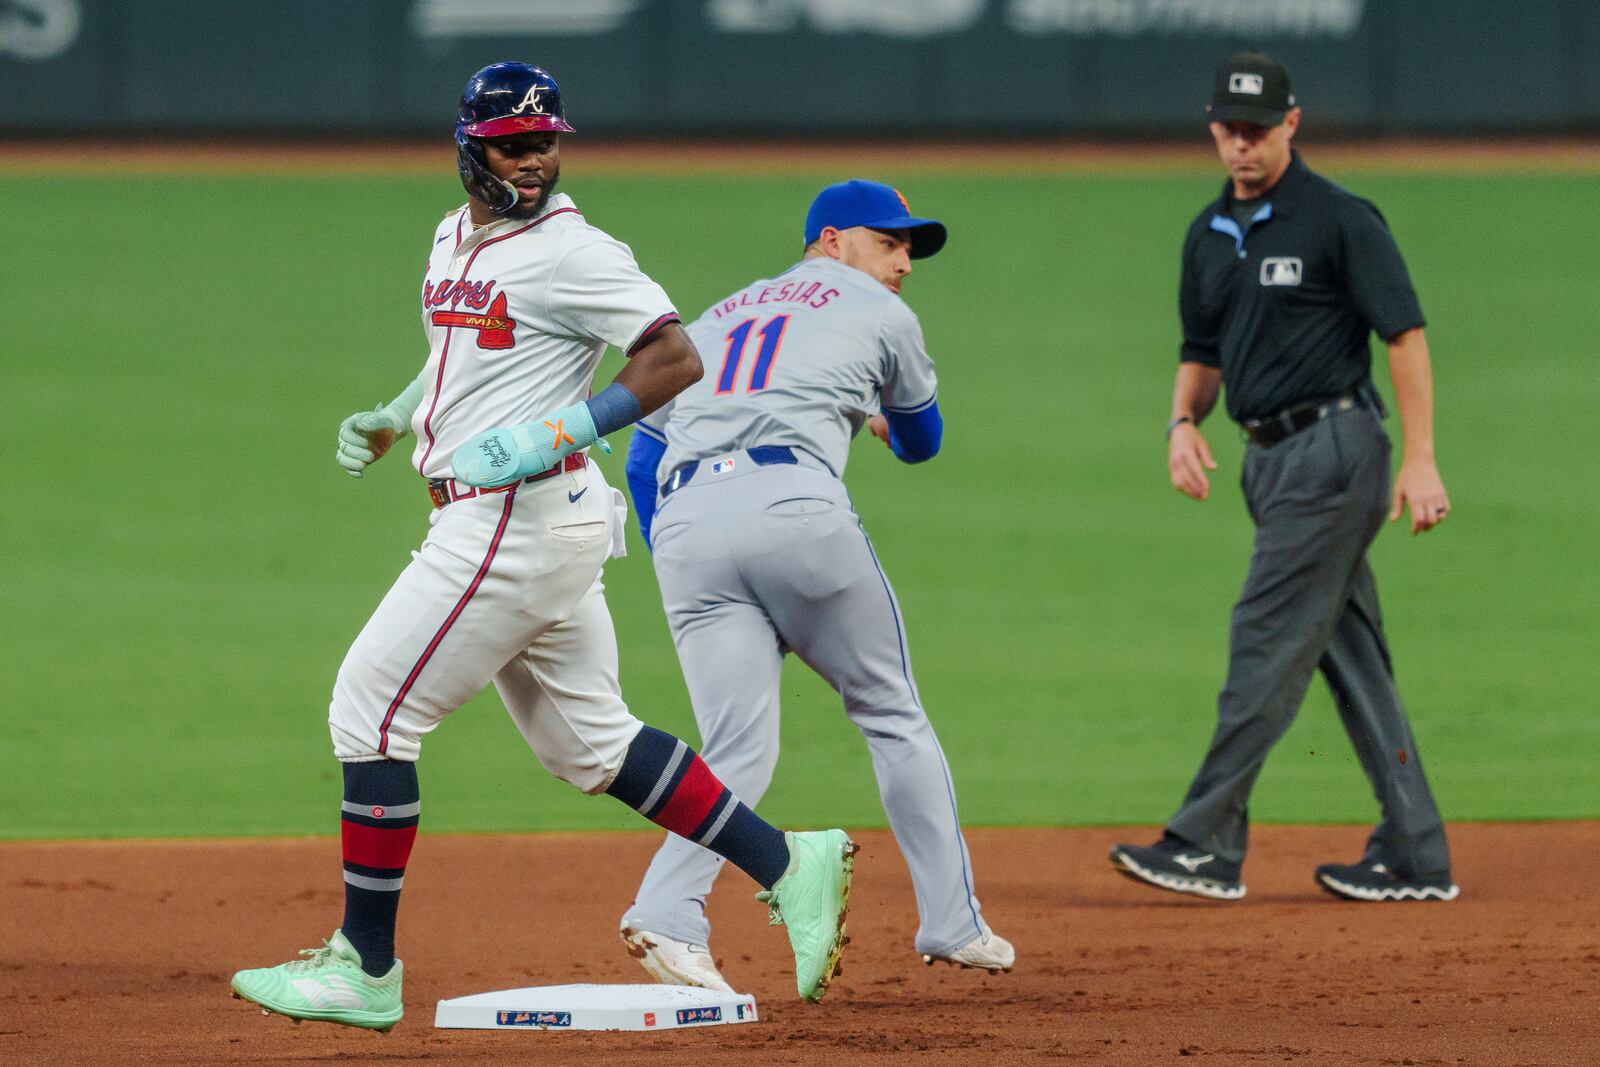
<box><xmin>336</xmin><ymin>404</ymin><xmax>410</xmax><ymax>478</ymax></box>
<box><xmin>867</xmin><ymin>414</ymin><xmax>892</xmax><ymax>449</ymax></box>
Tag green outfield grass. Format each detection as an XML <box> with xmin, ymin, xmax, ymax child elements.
<box><xmin>3</xmin><ymin>160</ymin><xmax>1596</xmax><ymax>839</ymax></box>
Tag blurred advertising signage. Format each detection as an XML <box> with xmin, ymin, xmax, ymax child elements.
<box><xmin>412</xmin><ymin>0</ymin><xmax>645</xmax><ymax>37</ymax></box>
<box><xmin>0</xmin><ymin>0</ymin><xmax>80</xmax><ymax>59</ymax></box>
<box><xmin>1005</xmin><ymin>0</ymin><xmax>1365</xmax><ymax>36</ymax></box>
<box><xmin>410</xmin><ymin>0</ymin><xmax>1365</xmax><ymax>39</ymax></box>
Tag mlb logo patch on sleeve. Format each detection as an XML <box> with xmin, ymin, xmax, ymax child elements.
<box><xmin>1260</xmin><ymin>257</ymin><xmax>1303</xmax><ymax>286</ymax></box>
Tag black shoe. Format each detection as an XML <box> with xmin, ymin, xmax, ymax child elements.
<box><xmin>1108</xmin><ymin>837</ymin><xmax>1245</xmax><ymax>901</ymax></box>
<box><xmin>1314</xmin><ymin>861</ymin><xmax>1459</xmax><ymax>902</ymax></box>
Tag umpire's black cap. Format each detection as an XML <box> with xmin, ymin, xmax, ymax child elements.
<box><xmin>1207</xmin><ymin>52</ymin><xmax>1296</xmax><ymax>126</ymax></box>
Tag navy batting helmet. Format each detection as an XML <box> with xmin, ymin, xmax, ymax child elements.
<box><xmin>455</xmin><ymin>62</ymin><xmax>576</xmax><ymax>215</ymax></box>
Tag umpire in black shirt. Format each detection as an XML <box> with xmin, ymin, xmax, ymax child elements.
<box><xmin>1110</xmin><ymin>53</ymin><xmax>1458</xmax><ymax>904</ymax></box>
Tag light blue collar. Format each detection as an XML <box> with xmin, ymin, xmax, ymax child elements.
<box><xmin>1208</xmin><ymin>201</ymin><xmax>1273</xmax><ymax>256</ymax></box>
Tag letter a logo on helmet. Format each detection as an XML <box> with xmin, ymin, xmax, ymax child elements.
<box><xmin>512</xmin><ymin>84</ymin><xmax>549</xmax><ymax>115</ymax></box>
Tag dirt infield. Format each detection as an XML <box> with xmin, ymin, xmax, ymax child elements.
<box><xmin>3</xmin><ymin>824</ymin><xmax>1596</xmax><ymax>1065</ymax></box>
<box><xmin>6</xmin><ymin>137</ymin><xmax>1600</xmax><ymax>176</ymax></box>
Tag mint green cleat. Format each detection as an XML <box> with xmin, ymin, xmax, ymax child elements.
<box><xmin>756</xmin><ymin>829</ymin><xmax>858</xmax><ymax>1002</ymax></box>
<box><xmin>230</xmin><ymin>930</ymin><xmax>403</xmax><ymax>1032</ymax></box>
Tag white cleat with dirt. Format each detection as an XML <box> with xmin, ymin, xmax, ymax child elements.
<box><xmin>923</xmin><ymin>928</ymin><xmax>1016</xmax><ymax>974</ymax></box>
<box><xmin>621</xmin><ymin>925</ymin><xmax>735</xmax><ymax>993</ymax></box>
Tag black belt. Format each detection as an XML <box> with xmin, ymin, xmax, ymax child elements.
<box><xmin>660</xmin><ymin>445</ymin><xmax>798</xmax><ymax>499</ymax></box>
<box><xmin>1242</xmin><ymin>390</ymin><xmax>1372</xmax><ymax>447</ymax></box>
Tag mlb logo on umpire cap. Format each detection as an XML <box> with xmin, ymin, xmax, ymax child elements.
<box><xmin>1229</xmin><ymin>72</ymin><xmax>1265</xmax><ymax>95</ymax></box>
<box><xmin>1260</xmin><ymin>257</ymin><xmax>1303</xmax><ymax>286</ymax></box>
<box><xmin>1209</xmin><ymin>53</ymin><xmax>1294</xmax><ymax>125</ymax></box>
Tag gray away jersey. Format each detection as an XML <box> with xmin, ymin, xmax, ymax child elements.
<box><xmin>642</xmin><ymin>256</ymin><xmax>938</xmax><ymax>479</ymax></box>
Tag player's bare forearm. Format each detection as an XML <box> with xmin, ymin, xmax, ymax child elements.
<box><xmin>1384</xmin><ymin>327</ymin><xmax>1450</xmax><ymax>534</ymax></box>
<box><xmin>1168</xmin><ymin>362</ymin><xmax>1221</xmax><ymax>501</ymax></box>
<box><xmin>613</xmin><ymin>324</ymin><xmax>703</xmax><ymax>416</ymax></box>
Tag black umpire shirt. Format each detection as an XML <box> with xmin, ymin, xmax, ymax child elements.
<box><xmin>1179</xmin><ymin>151</ymin><xmax>1425</xmax><ymax>423</ymax></box>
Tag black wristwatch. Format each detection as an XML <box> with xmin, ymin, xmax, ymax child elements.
<box><xmin>1166</xmin><ymin>415</ymin><xmax>1195</xmax><ymax>439</ymax></box>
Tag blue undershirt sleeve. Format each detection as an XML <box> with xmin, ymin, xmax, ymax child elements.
<box><xmin>883</xmin><ymin>401</ymin><xmax>942</xmax><ymax>464</ymax></box>
<box><xmin>625</xmin><ymin>426</ymin><xmax>668</xmax><ymax>546</ymax></box>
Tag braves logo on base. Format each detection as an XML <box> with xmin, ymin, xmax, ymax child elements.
<box><xmin>497</xmin><ymin>1009</ymin><xmax>571</xmax><ymax>1027</ymax></box>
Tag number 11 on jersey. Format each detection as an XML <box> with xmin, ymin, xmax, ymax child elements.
<box><xmin>715</xmin><ymin>315</ymin><xmax>790</xmax><ymax>395</ymax></box>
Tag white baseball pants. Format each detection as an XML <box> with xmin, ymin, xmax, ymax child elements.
<box><xmin>328</xmin><ymin>458</ymin><xmax>643</xmax><ymax>794</ymax></box>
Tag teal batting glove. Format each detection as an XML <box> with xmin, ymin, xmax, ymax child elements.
<box><xmin>452</xmin><ymin>402</ymin><xmax>598</xmax><ymax>488</ymax></box>
<box><xmin>336</xmin><ymin>405</ymin><xmax>409</xmax><ymax>478</ymax></box>
<box><xmin>336</xmin><ymin>373</ymin><xmax>425</xmax><ymax>478</ymax></box>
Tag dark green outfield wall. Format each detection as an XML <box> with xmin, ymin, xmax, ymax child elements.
<box><xmin>2</xmin><ymin>0</ymin><xmax>1598</xmax><ymax>136</ymax></box>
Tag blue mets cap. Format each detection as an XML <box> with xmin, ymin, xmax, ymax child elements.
<box><xmin>804</xmin><ymin>180</ymin><xmax>947</xmax><ymax>260</ymax></box>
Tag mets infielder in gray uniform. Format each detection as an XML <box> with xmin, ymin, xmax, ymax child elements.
<box><xmin>618</xmin><ymin>180</ymin><xmax>1014</xmax><ymax>991</ymax></box>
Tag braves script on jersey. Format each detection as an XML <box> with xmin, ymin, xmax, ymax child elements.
<box><xmin>639</xmin><ymin>256</ymin><xmax>937</xmax><ymax>475</ymax></box>
<box><xmin>414</xmin><ymin>192</ymin><xmax>677</xmax><ymax>482</ymax></box>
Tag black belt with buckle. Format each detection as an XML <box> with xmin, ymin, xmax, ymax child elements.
<box><xmin>1242</xmin><ymin>390</ymin><xmax>1371</xmax><ymax>447</ymax></box>
<box><xmin>660</xmin><ymin>445</ymin><xmax>798</xmax><ymax>499</ymax></box>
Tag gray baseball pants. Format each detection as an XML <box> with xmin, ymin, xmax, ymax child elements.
<box><xmin>621</xmin><ymin>451</ymin><xmax>988</xmax><ymax>957</ymax></box>
<box><xmin>1165</xmin><ymin>405</ymin><xmax>1452</xmax><ymax>876</ymax></box>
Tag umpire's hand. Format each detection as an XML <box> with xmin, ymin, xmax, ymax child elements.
<box><xmin>1391</xmin><ymin>457</ymin><xmax>1450</xmax><ymax>535</ymax></box>
<box><xmin>1168</xmin><ymin>423</ymin><xmax>1218</xmax><ymax>500</ymax></box>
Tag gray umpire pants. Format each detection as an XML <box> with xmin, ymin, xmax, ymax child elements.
<box><xmin>621</xmin><ymin>451</ymin><xmax>988</xmax><ymax>957</ymax></box>
<box><xmin>1165</xmin><ymin>405</ymin><xmax>1452</xmax><ymax>876</ymax></box>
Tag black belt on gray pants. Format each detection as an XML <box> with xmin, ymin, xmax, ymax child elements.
<box><xmin>659</xmin><ymin>445</ymin><xmax>798</xmax><ymax>499</ymax></box>
<box><xmin>1242</xmin><ymin>388</ymin><xmax>1375</xmax><ymax>447</ymax></box>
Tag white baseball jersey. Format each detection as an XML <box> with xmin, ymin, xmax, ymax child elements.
<box><xmin>412</xmin><ymin>192</ymin><xmax>678</xmax><ymax>480</ymax></box>
<box><xmin>329</xmin><ymin>192</ymin><xmax>679</xmax><ymax>781</ymax></box>
<box><xmin>640</xmin><ymin>256</ymin><xmax>938</xmax><ymax>479</ymax></box>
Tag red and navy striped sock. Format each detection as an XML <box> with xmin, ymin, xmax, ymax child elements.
<box><xmin>606</xmin><ymin>726</ymin><xmax>790</xmax><ymax>889</ymax></box>
<box><xmin>339</xmin><ymin>759</ymin><xmax>419</xmax><ymax>977</ymax></box>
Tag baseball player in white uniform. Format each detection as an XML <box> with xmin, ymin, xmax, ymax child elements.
<box><xmin>617</xmin><ymin>181</ymin><xmax>1015</xmax><ymax>991</ymax></box>
<box><xmin>229</xmin><ymin>63</ymin><xmax>857</xmax><ymax>1032</ymax></box>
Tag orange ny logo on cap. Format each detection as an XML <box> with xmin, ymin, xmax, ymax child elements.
<box><xmin>893</xmin><ymin>188</ymin><xmax>909</xmax><ymax>212</ymax></box>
